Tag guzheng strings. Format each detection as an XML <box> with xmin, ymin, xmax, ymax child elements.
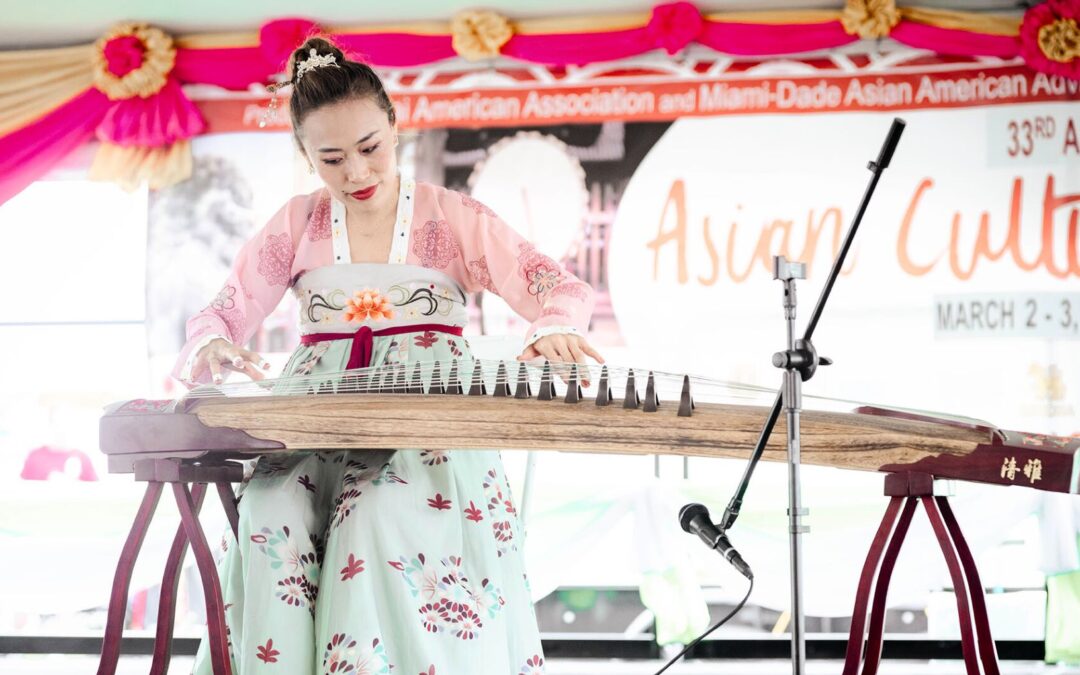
<box><xmin>176</xmin><ymin>357</ymin><xmax>996</xmax><ymax>428</ymax></box>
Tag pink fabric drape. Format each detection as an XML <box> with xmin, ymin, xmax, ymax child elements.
<box><xmin>0</xmin><ymin>79</ymin><xmax>206</xmax><ymax>206</ymax></box>
<box><xmin>504</xmin><ymin>3</ymin><xmax>706</xmax><ymax>66</ymax></box>
<box><xmin>700</xmin><ymin>20</ymin><xmax>858</xmax><ymax>55</ymax></box>
<box><xmin>336</xmin><ymin>34</ymin><xmax>456</xmax><ymax>67</ymax></box>
<box><xmin>96</xmin><ymin>77</ymin><xmax>206</xmax><ymax>146</ymax></box>
<box><xmin>1</xmin><ymin>33</ymin><xmax>215</xmax><ymax>206</ymax></box>
<box><xmin>0</xmin><ymin>88</ymin><xmax>109</xmax><ymax>206</ymax></box>
<box><xmin>173</xmin><ymin>46</ymin><xmax>272</xmax><ymax>89</ymax></box>
<box><xmin>504</xmin><ymin>29</ymin><xmax>656</xmax><ymax>66</ymax></box>
<box><xmin>172</xmin><ymin>34</ymin><xmax>456</xmax><ymax>86</ymax></box>
<box><xmin>260</xmin><ymin>18</ymin><xmax>321</xmax><ymax>72</ymax></box>
<box><xmin>892</xmin><ymin>22</ymin><xmax>1020</xmax><ymax>58</ymax></box>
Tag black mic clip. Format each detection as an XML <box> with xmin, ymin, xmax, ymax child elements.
<box><xmin>771</xmin><ymin>337</ymin><xmax>832</xmax><ymax>382</ymax></box>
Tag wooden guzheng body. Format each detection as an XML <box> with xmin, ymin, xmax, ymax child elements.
<box><xmin>101</xmin><ymin>363</ymin><xmax>1079</xmax><ymax>494</ymax></box>
<box><xmin>96</xmin><ymin>362</ymin><xmax>1080</xmax><ymax>675</ymax></box>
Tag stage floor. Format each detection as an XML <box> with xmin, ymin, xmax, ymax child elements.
<box><xmin>3</xmin><ymin>656</ymin><xmax>1079</xmax><ymax>674</ymax></box>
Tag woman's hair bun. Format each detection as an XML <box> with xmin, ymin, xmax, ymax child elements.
<box><xmin>283</xmin><ymin>35</ymin><xmax>397</xmax><ymax>134</ymax></box>
<box><xmin>287</xmin><ymin>37</ymin><xmax>345</xmax><ymax>83</ymax></box>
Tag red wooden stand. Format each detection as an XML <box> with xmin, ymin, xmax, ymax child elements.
<box><xmin>98</xmin><ymin>465</ymin><xmax>1004</xmax><ymax>674</ymax></box>
<box><xmin>97</xmin><ymin>460</ymin><xmax>242</xmax><ymax>675</ymax></box>
<box><xmin>843</xmin><ymin>472</ymin><xmax>1001</xmax><ymax>675</ymax></box>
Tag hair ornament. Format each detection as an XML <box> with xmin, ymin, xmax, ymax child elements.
<box><xmin>296</xmin><ymin>48</ymin><xmax>339</xmax><ymax>79</ymax></box>
<box><xmin>258</xmin><ymin>81</ymin><xmax>291</xmax><ymax>129</ymax></box>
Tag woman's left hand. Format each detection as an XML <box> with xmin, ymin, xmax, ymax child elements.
<box><xmin>517</xmin><ymin>333</ymin><xmax>604</xmax><ymax>386</ymax></box>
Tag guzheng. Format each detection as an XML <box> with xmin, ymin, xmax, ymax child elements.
<box><xmin>101</xmin><ymin>359</ymin><xmax>1079</xmax><ymax>494</ymax></box>
<box><xmin>96</xmin><ymin>359</ymin><xmax>1079</xmax><ymax>675</ymax></box>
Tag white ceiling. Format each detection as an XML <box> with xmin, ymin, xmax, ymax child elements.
<box><xmin>0</xmin><ymin>0</ymin><xmax>1030</xmax><ymax>49</ymax></box>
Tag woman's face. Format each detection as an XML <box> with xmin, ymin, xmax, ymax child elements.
<box><xmin>298</xmin><ymin>96</ymin><xmax>398</xmax><ymax>211</ymax></box>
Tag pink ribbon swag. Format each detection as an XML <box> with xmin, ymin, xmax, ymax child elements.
<box><xmin>647</xmin><ymin>2</ymin><xmax>704</xmax><ymax>55</ymax></box>
<box><xmin>4</xmin><ymin>3</ymin><xmax>1079</xmax><ymax>209</ymax></box>
<box><xmin>260</xmin><ymin>18</ymin><xmax>321</xmax><ymax>72</ymax></box>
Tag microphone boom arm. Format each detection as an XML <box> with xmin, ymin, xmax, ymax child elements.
<box><xmin>718</xmin><ymin>117</ymin><xmax>906</xmax><ymax>533</ymax></box>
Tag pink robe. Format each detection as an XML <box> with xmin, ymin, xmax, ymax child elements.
<box><xmin>173</xmin><ymin>180</ymin><xmax>595</xmax><ymax>384</ymax></box>
<box><xmin>181</xmin><ymin>180</ymin><xmax>595</xmax><ymax>674</ymax></box>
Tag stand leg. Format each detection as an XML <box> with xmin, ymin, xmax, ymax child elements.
<box><xmin>845</xmin><ymin>476</ymin><xmax>997</xmax><ymax>675</ymax></box>
<box><xmin>216</xmin><ymin>481</ymin><xmax>240</xmax><ymax>540</ymax></box>
<box><xmin>149</xmin><ymin>483</ymin><xmax>207</xmax><ymax>675</ymax></box>
<box><xmin>174</xmin><ymin>483</ymin><xmax>233</xmax><ymax>675</ymax></box>
<box><xmin>97</xmin><ymin>482</ymin><xmax>164</xmax><ymax>675</ymax></box>
<box><xmin>937</xmin><ymin>497</ymin><xmax>1000</xmax><ymax>675</ymax></box>
<box><xmin>922</xmin><ymin>496</ymin><xmax>982</xmax><ymax>674</ymax></box>
<box><xmin>842</xmin><ymin>497</ymin><xmax>904</xmax><ymax>675</ymax></box>
<box><xmin>861</xmin><ymin>497</ymin><xmax>919</xmax><ymax>675</ymax></box>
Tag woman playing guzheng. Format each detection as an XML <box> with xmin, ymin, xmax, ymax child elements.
<box><xmin>173</xmin><ymin>36</ymin><xmax>602</xmax><ymax>675</ymax></box>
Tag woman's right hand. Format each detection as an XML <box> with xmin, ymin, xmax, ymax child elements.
<box><xmin>192</xmin><ymin>338</ymin><xmax>271</xmax><ymax>384</ymax></box>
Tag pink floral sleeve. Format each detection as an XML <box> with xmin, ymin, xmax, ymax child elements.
<box><xmin>170</xmin><ymin>192</ymin><xmax>318</xmax><ymax>386</ymax></box>
<box><xmin>430</xmin><ymin>188</ymin><xmax>595</xmax><ymax>343</ymax></box>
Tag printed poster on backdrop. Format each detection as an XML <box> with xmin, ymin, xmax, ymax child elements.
<box><xmin>607</xmin><ymin>102</ymin><xmax>1079</xmax><ymax>436</ymax></box>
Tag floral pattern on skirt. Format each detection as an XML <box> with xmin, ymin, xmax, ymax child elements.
<box><xmin>192</xmin><ymin>265</ymin><xmax>544</xmax><ymax>675</ymax></box>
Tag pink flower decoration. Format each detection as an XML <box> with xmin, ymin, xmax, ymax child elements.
<box><xmin>257</xmin><ymin>232</ymin><xmax>294</xmax><ymax>286</ymax></box>
<box><xmin>467</xmin><ymin>256</ymin><xmax>498</xmax><ymax>293</ymax></box>
<box><xmin>646</xmin><ymin>2</ymin><xmax>704</xmax><ymax>55</ymax></box>
<box><xmin>260</xmin><ymin>18</ymin><xmax>321</xmax><ymax>71</ymax></box>
<box><xmin>519</xmin><ymin>655</ymin><xmax>545</xmax><ymax>675</ymax></box>
<box><xmin>220</xmin><ymin>307</ymin><xmax>247</xmax><ymax>344</ymax></box>
<box><xmin>103</xmin><ymin>35</ymin><xmax>145</xmax><ymax>77</ymax></box>
<box><xmin>548</xmin><ymin>281</ymin><xmax>591</xmax><ymax>302</ymax></box>
<box><xmin>1020</xmin><ymin>0</ymin><xmax>1080</xmax><ymax>80</ymax></box>
<box><xmin>343</xmin><ymin>289</ymin><xmax>395</xmax><ymax>322</ymax></box>
<box><xmin>517</xmin><ymin>243</ymin><xmax>564</xmax><ymax>302</ymax></box>
<box><xmin>460</xmin><ymin>193</ymin><xmax>498</xmax><ymax>217</ymax></box>
<box><xmin>412</xmin><ymin>219</ymin><xmax>461</xmax><ymax>269</ymax></box>
<box><xmin>540</xmin><ymin>306</ymin><xmax>571</xmax><ymax>318</ymax></box>
<box><xmin>307</xmin><ymin>195</ymin><xmax>331</xmax><ymax>241</ymax></box>
<box><xmin>256</xmin><ymin>638</ymin><xmax>280</xmax><ymax>664</ymax></box>
<box><xmin>210</xmin><ymin>285</ymin><xmax>236</xmax><ymax>311</ymax></box>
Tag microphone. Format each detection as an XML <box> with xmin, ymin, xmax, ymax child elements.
<box><xmin>679</xmin><ymin>503</ymin><xmax>753</xmax><ymax>580</ymax></box>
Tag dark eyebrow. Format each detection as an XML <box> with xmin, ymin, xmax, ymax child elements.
<box><xmin>317</xmin><ymin>131</ymin><xmax>377</xmax><ymax>153</ymax></box>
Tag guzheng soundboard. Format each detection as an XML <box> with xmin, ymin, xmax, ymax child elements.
<box><xmin>100</xmin><ymin>361</ymin><xmax>1079</xmax><ymax>494</ymax></box>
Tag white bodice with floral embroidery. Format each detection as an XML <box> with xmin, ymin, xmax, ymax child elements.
<box><xmin>292</xmin><ymin>263</ymin><xmax>469</xmax><ymax>335</ymax></box>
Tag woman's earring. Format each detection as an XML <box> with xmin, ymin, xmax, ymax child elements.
<box><xmin>307</xmin><ymin>165</ymin><xmax>314</xmax><ymax>175</ymax></box>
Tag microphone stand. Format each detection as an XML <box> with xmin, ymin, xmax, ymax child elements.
<box><xmin>680</xmin><ymin>118</ymin><xmax>906</xmax><ymax>675</ymax></box>
<box><xmin>772</xmin><ymin>255</ymin><xmax>823</xmax><ymax>675</ymax></box>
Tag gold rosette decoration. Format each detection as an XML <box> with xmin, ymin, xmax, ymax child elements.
<box><xmin>92</xmin><ymin>23</ymin><xmax>176</xmax><ymax>100</ymax></box>
<box><xmin>1038</xmin><ymin>17</ymin><xmax>1079</xmax><ymax>63</ymax></box>
<box><xmin>841</xmin><ymin>0</ymin><xmax>901</xmax><ymax>40</ymax></box>
<box><xmin>451</xmin><ymin>10</ymin><xmax>514</xmax><ymax>60</ymax></box>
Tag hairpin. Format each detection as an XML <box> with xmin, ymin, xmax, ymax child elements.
<box><xmin>296</xmin><ymin>48</ymin><xmax>338</xmax><ymax>79</ymax></box>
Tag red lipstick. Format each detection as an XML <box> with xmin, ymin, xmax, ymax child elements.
<box><xmin>350</xmin><ymin>185</ymin><xmax>377</xmax><ymax>201</ymax></box>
